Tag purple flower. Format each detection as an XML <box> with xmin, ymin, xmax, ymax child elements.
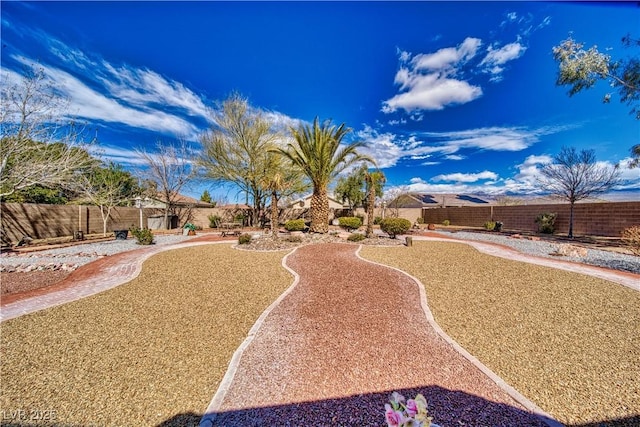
<box><xmin>405</xmin><ymin>398</ymin><xmax>418</xmax><ymax>417</ymax></box>
<box><xmin>385</xmin><ymin>403</ymin><xmax>405</xmax><ymax>427</ymax></box>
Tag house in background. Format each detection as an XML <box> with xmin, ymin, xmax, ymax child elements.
<box><xmin>389</xmin><ymin>193</ymin><xmax>492</xmax><ymax>209</ymax></box>
<box><xmin>142</xmin><ymin>192</ymin><xmax>214</xmax><ymax>229</ymax></box>
<box><xmin>279</xmin><ymin>194</ymin><xmax>349</xmax><ymax>223</ymax></box>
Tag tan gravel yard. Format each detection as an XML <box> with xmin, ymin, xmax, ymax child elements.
<box><xmin>360</xmin><ymin>241</ymin><xmax>640</xmax><ymax>426</ymax></box>
<box><xmin>0</xmin><ymin>244</ymin><xmax>293</xmax><ymax>426</ymax></box>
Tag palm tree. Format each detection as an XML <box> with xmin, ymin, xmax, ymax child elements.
<box><xmin>260</xmin><ymin>154</ymin><xmax>308</xmax><ymax>240</ymax></box>
<box><xmin>275</xmin><ymin>117</ymin><xmax>372</xmax><ymax>233</ymax></box>
<box><xmin>365</xmin><ymin>169</ymin><xmax>385</xmax><ymax>238</ymax></box>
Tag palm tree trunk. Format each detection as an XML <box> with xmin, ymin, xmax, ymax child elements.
<box><xmin>271</xmin><ymin>190</ymin><xmax>279</xmax><ymax>240</ymax></box>
<box><xmin>310</xmin><ymin>188</ymin><xmax>329</xmax><ymax>233</ymax></box>
<box><xmin>366</xmin><ymin>185</ymin><xmax>375</xmax><ymax>238</ymax></box>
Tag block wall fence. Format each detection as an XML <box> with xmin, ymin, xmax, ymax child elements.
<box><xmin>0</xmin><ymin>203</ymin><xmax>222</xmax><ymax>242</ymax></box>
<box><xmin>421</xmin><ymin>201</ymin><xmax>640</xmax><ymax>237</ymax></box>
<box><xmin>2</xmin><ymin>201</ymin><xmax>638</xmax><ymax>241</ymax></box>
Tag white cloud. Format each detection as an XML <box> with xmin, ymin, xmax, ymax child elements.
<box><xmin>356</xmin><ymin>126</ymin><xmax>406</xmax><ymax>168</ymax></box>
<box><xmin>420</xmin><ymin>126</ymin><xmax>565</xmax><ymax>153</ymax></box>
<box><xmin>382</xmin><ymin>38</ymin><xmax>484</xmax><ymax>113</ymax></box>
<box><xmin>481</xmin><ymin>42</ymin><xmax>526</xmax><ymax>67</ymax></box>
<box><xmin>432</xmin><ymin>170</ymin><xmax>499</xmax><ymax>183</ymax></box>
<box><xmin>36</xmin><ymin>63</ymin><xmax>201</xmax><ymax>138</ymax></box>
<box><xmin>480</xmin><ymin>41</ymin><xmax>526</xmax><ymax>81</ymax></box>
<box><xmin>356</xmin><ymin>124</ymin><xmax>572</xmax><ymax>171</ymax></box>
<box><xmin>8</xmin><ymin>31</ymin><xmax>212</xmax><ymax>140</ymax></box>
<box><xmin>411</xmin><ymin>37</ymin><xmax>481</xmax><ymax>71</ymax></box>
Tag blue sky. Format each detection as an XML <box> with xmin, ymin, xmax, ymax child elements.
<box><xmin>2</xmin><ymin>1</ymin><xmax>639</xmax><ymax>202</ymax></box>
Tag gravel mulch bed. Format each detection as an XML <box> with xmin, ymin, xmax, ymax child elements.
<box><xmin>0</xmin><ymin>244</ymin><xmax>293</xmax><ymax>426</ymax></box>
<box><xmin>360</xmin><ymin>241</ymin><xmax>640</xmax><ymax>426</ymax></box>
<box><xmin>235</xmin><ymin>231</ymin><xmax>406</xmax><ymax>251</ymax></box>
<box><xmin>211</xmin><ymin>243</ymin><xmax>546</xmax><ymax>427</ymax></box>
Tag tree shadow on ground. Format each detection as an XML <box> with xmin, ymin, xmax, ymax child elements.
<box><xmin>197</xmin><ymin>385</ymin><xmax>552</xmax><ymax>427</ymax></box>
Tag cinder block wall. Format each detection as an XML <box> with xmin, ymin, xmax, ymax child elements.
<box><xmin>422</xmin><ymin>201</ymin><xmax>640</xmax><ymax>237</ymax></box>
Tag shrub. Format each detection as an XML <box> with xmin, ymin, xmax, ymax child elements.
<box><xmin>442</xmin><ymin>219</ymin><xmax>450</xmax><ymax>226</ymax></box>
<box><xmin>379</xmin><ymin>218</ymin><xmax>411</xmax><ymax>238</ymax></box>
<box><xmin>238</xmin><ymin>233</ymin><xmax>252</xmax><ymax>245</ymax></box>
<box><xmin>484</xmin><ymin>221</ymin><xmax>496</xmax><ymax>230</ymax></box>
<box><xmin>129</xmin><ymin>226</ymin><xmax>154</xmax><ymax>245</ymax></box>
<box><xmin>535</xmin><ymin>212</ymin><xmax>557</xmax><ymax>234</ymax></box>
<box><xmin>208</xmin><ymin>214</ymin><xmax>221</xmax><ymax>228</ymax></box>
<box><xmin>183</xmin><ymin>222</ymin><xmax>196</xmax><ymax>231</ymax></box>
<box><xmin>622</xmin><ymin>225</ymin><xmax>640</xmax><ymax>256</ymax></box>
<box><xmin>338</xmin><ymin>216</ymin><xmax>362</xmax><ymax>231</ymax></box>
<box><xmin>416</xmin><ymin>217</ymin><xmax>425</xmax><ymax>224</ymax></box>
<box><xmin>286</xmin><ymin>235</ymin><xmax>303</xmax><ymax>243</ymax></box>
<box><xmin>373</xmin><ymin>216</ymin><xmax>383</xmax><ymax>225</ymax></box>
<box><xmin>347</xmin><ymin>233</ymin><xmax>366</xmax><ymax>242</ymax></box>
<box><xmin>284</xmin><ymin>219</ymin><xmax>306</xmax><ymax>232</ymax></box>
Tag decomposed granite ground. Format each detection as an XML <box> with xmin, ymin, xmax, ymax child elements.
<box><xmin>1</xmin><ymin>244</ymin><xmax>293</xmax><ymax>427</ymax></box>
<box><xmin>360</xmin><ymin>240</ymin><xmax>640</xmax><ymax>426</ymax></box>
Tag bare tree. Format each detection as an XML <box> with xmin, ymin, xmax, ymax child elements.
<box><xmin>1</xmin><ymin>66</ymin><xmax>94</xmax><ymax>199</ymax></box>
<box><xmin>382</xmin><ymin>186</ymin><xmax>412</xmax><ymax>219</ymax></box>
<box><xmin>538</xmin><ymin>147</ymin><xmax>620</xmax><ymax>238</ymax></box>
<box><xmin>136</xmin><ymin>140</ymin><xmax>194</xmax><ymax>230</ymax></box>
<box><xmin>73</xmin><ymin>162</ymin><xmax>139</xmax><ymax>236</ymax></box>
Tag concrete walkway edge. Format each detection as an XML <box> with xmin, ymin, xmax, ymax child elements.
<box><xmin>199</xmin><ymin>247</ymin><xmax>301</xmax><ymax>427</ymax></box>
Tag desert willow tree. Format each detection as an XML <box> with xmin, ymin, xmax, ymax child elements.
<box><xmin>275</xmin><ymin>117</ymin><xmax>373</xmax><ymax>233</ymax></box>
<box><xmin>198</xmin><ymin>93</ymin><xmax>287</xmax><ymax>226</ymax></box>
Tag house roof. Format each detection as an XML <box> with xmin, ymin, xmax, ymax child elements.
<box><xmin>392</xmin><ymin>193</ymin><xmax>493</xmax><ymax>208</ymax></box>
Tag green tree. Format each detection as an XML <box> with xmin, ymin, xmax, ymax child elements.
<box><xmin>3</xmin><ymin>184</ymin><xmax>70</xmax><ymax>204</ymax></box>
<box><xmin>334</xmin><ymin>165</ymin><xmax>367</xmax><ymax>215</ymax></box>
<box><xmin>275</xmin><ymin>117</ymin><xmax>372</xmax><ymax>233</ymax></box>
<box><xmin>538</xmin><ymin>147</ymin><xmax>620</xmax><ymax>238</ymax></box>
<box><xmin>198</xmin><ymin>93</ymin><xmax>281</xmax><ymax>226</ymax></box>
<box><xmin>364</xmin><ymin>169</ymin><xmax>385</xmax><ymax>238</ymax></box>
<box><xmin>553</xmin><ymin>34</ymin><xmax>640</xmax><ymax>119</ymax></box>
<box><xmin>74</xmin><ymin>162</ymin><xmax>139</xmax><ymax>236</ymax></box>
<box><xmin>200</xmin><ymin>189</ymin><xmax>212</xmax><ymax>204</ymax></box>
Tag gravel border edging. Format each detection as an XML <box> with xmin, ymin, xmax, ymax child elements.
<box><xmin>354</xmin><ymin>245</ymin><xmax>563</xmax><ymax>427</ymax></box>
<box><xmin>199</xmin><ymin>247</ymin><xmax>301</xmax><ymax>427</ymax></box>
